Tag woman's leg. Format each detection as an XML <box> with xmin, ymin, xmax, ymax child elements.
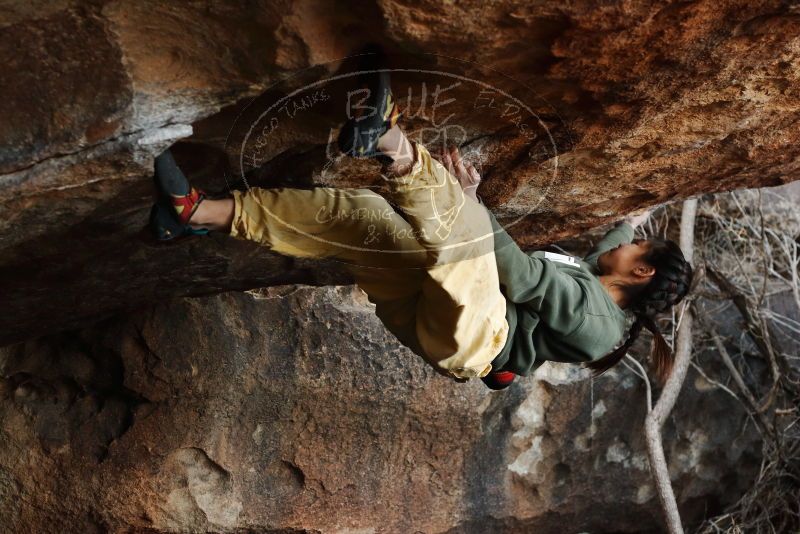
<box><xmin>189</xmin><ymin>198</ymin><xmax>234</xmax><ymax>231</ymax></box>
<box><xmin>181</xmin><ymin>129</ymin><xmax>508</xmax><ymax>381</ymax></box>
<box><xmin>155</xmin><ymin>146</ymin><xmax>436</xmax><ymax>370</ymax></box>
<box><xmin>376</xmin><ymin>140</ymin><xmax>509</xmax><ymax>380</ymax></box>
<box><xmin>212</xmin><ymin>186</ymin><xmax>435</xmax><ymax>366</ymax></box>
<box><xmin>225</xmin><ymin>187</ymin><xmax>430</xmax><ymax>269</ymax></box>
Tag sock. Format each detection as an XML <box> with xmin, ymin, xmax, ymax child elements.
<box><xmin>376</xmin><ymin>125</ymin><xmax>415</xmax><ymax>168</ymax></box>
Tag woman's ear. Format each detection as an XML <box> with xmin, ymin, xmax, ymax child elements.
<box><xmin>633</xmin><ymin>263</ymin><xmax>656</xmax><ymax>279</ymax></box>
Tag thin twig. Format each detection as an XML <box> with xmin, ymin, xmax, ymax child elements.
<box><xmin>625</xmin><ymin>354</ymin><xmax>652</xmax><ymax>412</ymax></box>
<box><xmin>701</xmin><ymin>319</ymin><xmax>773</xmax><ymax>435</ymax></box>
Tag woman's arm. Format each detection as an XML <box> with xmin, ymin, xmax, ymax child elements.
<box><xmin>582</xmin><ymin>222</ymin><xmax>635</xmax><ymax>263</ymax></box>
<box><xmin>583</xmin><ymin>209</ymin><xmax>652</xmax><ymax>263</ymax></box>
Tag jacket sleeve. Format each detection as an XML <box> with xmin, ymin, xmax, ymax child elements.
<box><xmin>583</xmin><ymin>222</ymin><xmax>635</xmax><ymax>265</ymax></box>
<box><xmin>486</xmin><ymin>209</ymin><xmax>586</xmax><ymax>335</ymax></box>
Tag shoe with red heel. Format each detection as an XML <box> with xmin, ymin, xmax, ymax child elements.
<box><xmin>149</xmin><ymin>149</ymin><xmax>209</xmax><ymax>241</ymax></box>
<box><xmin>481</xmin><ymin>369</ymin><xmax>517</xmax><ymax>390</ymax></box>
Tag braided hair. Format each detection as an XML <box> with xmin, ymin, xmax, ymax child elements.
<box><xmin>585</xmin><ymin>238</ymin><xmax>694</xmax><ymax>384</ymax></box>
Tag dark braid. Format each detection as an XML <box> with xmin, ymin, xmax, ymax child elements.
<box><xmin>585</xmin><ymin>238</ymin><xmax>694</xmax><ymax>384</ymax></box>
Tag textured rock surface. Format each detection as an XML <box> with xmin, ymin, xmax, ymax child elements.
<box><xmin>1</xmin><ymin>2</ymin><xmax>797</xmax><ymax>531</ymax></box>
<box><xmin>0</xmin><ymin>286</ymin><xmax>762</xmax><ymax>533</ymax></box>
<box><xmin>2</xmin><ymin>0</ymin><xmax>800</xmax><ymax>343</ymax></box>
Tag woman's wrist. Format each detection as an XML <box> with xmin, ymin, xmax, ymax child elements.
<box><xmin>624</xmin><ymin>209</ymin><xmax>652</xmax><ymax>228</ymax></box>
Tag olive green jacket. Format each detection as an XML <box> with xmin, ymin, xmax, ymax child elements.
<box><xmin>486</xmin><ymin>211</ymin><xmax>634</xmax><ymax>376</ymax></box>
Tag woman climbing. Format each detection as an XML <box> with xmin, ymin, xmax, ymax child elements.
<box><xmin>149</xmin><ymin>64</ymin><xmax>693</xmax><ymax>390</ymax></box>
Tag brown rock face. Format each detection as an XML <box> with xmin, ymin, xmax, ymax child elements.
<box><xmin>0</xmin><ymin>3</ymin><xmax>796</xmax><ymax>531</ymax></box>
<box><xmin>2</xmin><ymin>1</ymin><xmax>799</xmax><ymax>343</ymax></box>
<box><xmin>0</xmin><ymin>287</ymin><xmax>761</xmax><ymax>533</ymax></box>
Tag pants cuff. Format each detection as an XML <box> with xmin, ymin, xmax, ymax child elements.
<box><xmin>229</xmin><ymin>189</ymin><xmax>245</xmax><ymax>240</ymax></box>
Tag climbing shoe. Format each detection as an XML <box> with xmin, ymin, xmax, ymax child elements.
<box><xmin>337</xmin><ymin>46</ymin><xmax>401</xmax><ymax>158</ymax></box>
<box><xmin>154</xmin><ymin>149</ymin><xmax>206</xmax><ymax>226</ymax></box>
<box><xmin>149</xmin><ymin>149</ymin><xmax>208</xmax><ymax>241</ymax></box>
<box><xmin>481</xmin><ymin>370</ymin><xmax>517</xmax><ymax>391</ymax></box>
<box><xmin>149</xmin><ymin>197</ymin><xmax>209</xmax><ymax>241</ymax></box>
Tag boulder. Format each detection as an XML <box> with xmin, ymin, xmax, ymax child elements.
<box><xmin>0</xmin><ymin>287</ymin><xmax>761</xmax><ymax>532</ymax></box>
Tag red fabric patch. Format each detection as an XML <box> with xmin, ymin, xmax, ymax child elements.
<box><xmin>493</xmin><ymin>371</ymin><xmax>516</xmax><ymax>385</ymax></box>
<box><xmin>172</xmin><ymin>188</ymin><xmax>204</xmax><ymax>224</ymax></box>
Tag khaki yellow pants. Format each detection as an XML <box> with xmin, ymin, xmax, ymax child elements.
<box><xmin>229</xmin><ymin>144</ymin><xmax>509</xmax><ymax>380</ymax></box>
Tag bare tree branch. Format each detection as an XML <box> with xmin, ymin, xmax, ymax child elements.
<box><xmin>645</xmin><ymin>197</ymin><xmax>697</xmax><ymax>534</ymax></box>
<box><xmin>705</xmin><ymin>266</ymin><xmax>789</xmax><ymax>411</ymax></box>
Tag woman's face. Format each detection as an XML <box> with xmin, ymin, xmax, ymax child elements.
<box><xmin>598</xmin><ymin>239</ymin><xmax>655</xmax><ymax>279</ymax></box>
